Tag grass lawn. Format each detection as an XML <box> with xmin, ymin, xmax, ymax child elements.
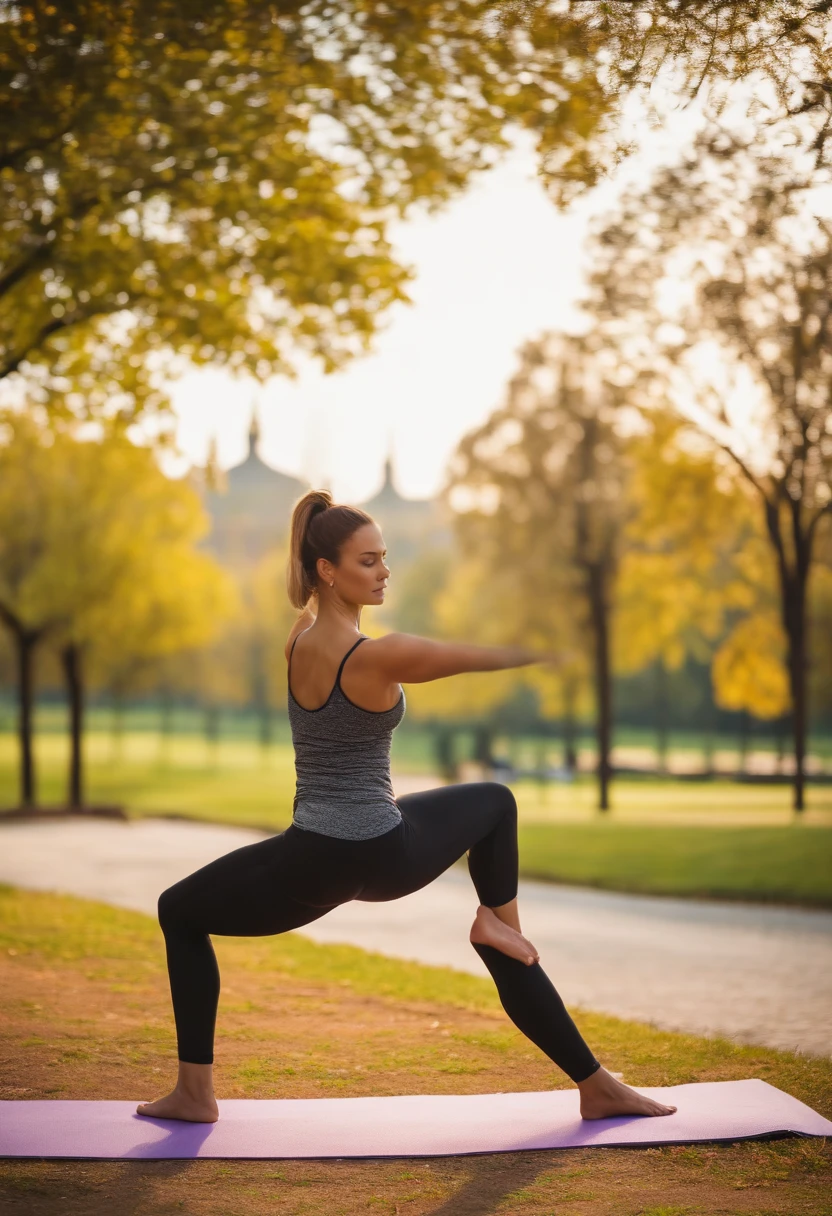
<box><xmin>2</xmin><ymin>729</ymin><xmax>832</xmax><ymax>906</ymax></box>
<box><xmin>0</xmin><ymin>885</ymin><xmax>830</xmax><ymax>1216</ymax></box>
<box><xmin>517</xmin><ymin>822</ymin><xmax>832</xmax><ymax>907</ymax></box>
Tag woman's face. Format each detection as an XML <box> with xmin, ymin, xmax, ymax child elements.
<box><xmin>323</xmin><ymin>522</ymin><xmax>390</xmax><ymax>605</ymax></box>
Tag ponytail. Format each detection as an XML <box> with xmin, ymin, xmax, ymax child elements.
<box><xmin>287</xmin><ymin>489</ymin><xmax>373</xmax><ymax>610</ymax></box>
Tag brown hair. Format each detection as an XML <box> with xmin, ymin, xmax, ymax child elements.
<box><xmin>287</xmin><ymin>489</ymin><xmax>374</xmax><ymax>609</ymax></box>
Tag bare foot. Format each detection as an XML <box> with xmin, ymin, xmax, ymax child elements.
<box><xmin>136</xmin><ymin>1087</ymin><xmax>219</xmax><ymax>1123</ymax></box>
<box><xmin>469</xmin><ymin>905</ymin><xmax>540</xmax><ymax>965</ymax></box>
<box><xmin>578</xmin><ymin>1067</ymin><xmax>676</xmax><ymax>1120</ymax></box>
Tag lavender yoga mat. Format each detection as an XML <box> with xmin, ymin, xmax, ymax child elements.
<box><xmin>1</xmin><ymin>1080</ymin><xmax>830</xmax><ymax>1160</ymax></box>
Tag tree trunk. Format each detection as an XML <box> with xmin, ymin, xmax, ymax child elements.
<box><xmin>14</xmin><ymin>627</ymin><xmax>40</xmax><ymax>809</ymax></box>
<box><xmin>655</xmin><ymin>659</ymin><xmax>668</xmax><ymax>774</ymax></box>
<box><xmin>110</xmin><ymin>686</ymin><xmax>125</xmax><ymax>764</ymax></box>
<box><xmin>204</xmin><ymin>703</ymin><xmax>220</xmax><ymax>764</ymax></box>
<box><xmin>472</xmin><ymin>723</ymin><xmax>496</xmax><ymax>772</ymax></box>
<box><xmin>586</xmin><ymin>561</ymin><xmax>612</xmax><ymax>811</ymax></box>
<box><xmin>60</xmin><ymin>642</ymin><xmax>84</xmax><ymax>809</ymax></box>
<box><xmin>763</xmin><ymin>499</ymin><xmax>811</xmax><ymax>812</ymax></box>
<box><xmin>702</xmin><ymin>707</ymin><xmax>715</xmax><ymax>777</ymax></box>
<box><xmin>433</xmin><ymin>723</ymin><xmax>457</xmax><ymax>782</ymax></box>
<box><xmin>737</xmin><ymin>710</ymin><xmax>749</xmax><ymax>776</ymax></box>
<box><xmin>786</xmin><ymin>582</ymin><xmax>807</xmax><ymax>811</ymax></box>
<box><xmin>562</xmin><ymin>677</ymin><xmax>578</xmax><ymax>775</ymax></box>
<box><xmin>158</xmin><ymin>686</ymin><xmax>174</xmax><ymax>765</ymax></box>
<box><xmin>508</xmin><ymin>732</ymin><xmax>523</xmax><ymax>777</ymax></box>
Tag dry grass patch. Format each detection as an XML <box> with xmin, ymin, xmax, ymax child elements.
<box><xmin>0</xmin><ymin>885</ymin><xmax>830</xmax><ymax>1215</ymax></box>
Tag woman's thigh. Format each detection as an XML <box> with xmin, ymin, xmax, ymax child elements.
<box><xmin>358</xmin><ymin>781</ymin><xmax>516</xmax><ymax>902</ymax></box>
<box><xmin>160</xmin><ymin>825</ymin><xmax>366</xmax><ymax>938</ymax></box>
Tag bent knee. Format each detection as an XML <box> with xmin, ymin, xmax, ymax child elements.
<box><xmin>490</xmin><ymin>781</ymin><xmax>517</xmax><ymax>819</ymax></box>
<box><xmin>157</xmin><ymin>883</ymin><xmax>186</xmax><ymax>931</ymax></box>
<box><xmin>474</xmin><ymin>780</ymin><xmax>517</xmax><ymax>830</ymax></box>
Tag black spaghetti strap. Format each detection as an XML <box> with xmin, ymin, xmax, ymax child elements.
<box><xmin>288</xmin><ymin>630</ymin><xmax>367</xmax><ymax>709</ymax></box>
<box><xmin>335</xmin><ymin>635</ymin><xmax>367</xmax><ymax>688</ymax></box>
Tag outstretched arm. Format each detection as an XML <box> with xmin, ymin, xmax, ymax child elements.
<box><xmin>369</xmin><ymin>632</ymin><xmax>555</xmax><ymax>685</ymax></box>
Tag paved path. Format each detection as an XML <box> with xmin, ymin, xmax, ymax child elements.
<box><xmin>2</xmin><ymin>818</ymin><xmax>830</xmax><ymax>1059</ymax></box>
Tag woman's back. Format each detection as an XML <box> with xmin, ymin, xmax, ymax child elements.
<box><xmin>287</xmin><ymin>630</ymin><xmax>406</xmax><ymax>840</ymax></box>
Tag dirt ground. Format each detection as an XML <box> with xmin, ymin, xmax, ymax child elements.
<box><xmin>1</xmin><ymin>893</ymin><xmax>831</xmax><ymax>1216</ymax></box>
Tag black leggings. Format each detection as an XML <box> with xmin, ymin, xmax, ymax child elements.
<box><xmin>157</xmin><ymin>781</ymin><xmax>600</xmax><ymax>1083</ymax></box>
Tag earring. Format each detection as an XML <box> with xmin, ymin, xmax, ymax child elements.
<box><xmin>329</xmin><ymin>581</ymin><xmax>334</xmax><ymax>587</ymax></box>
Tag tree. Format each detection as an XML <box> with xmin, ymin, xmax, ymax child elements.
<box><xmin>444</xmin><ymin>331</ymin><xmax>629</xmax><ymax>810</ymax></box>
<box><xmin>403</xmin><ymin>554</ymin><xmax>531</xmax><ymax>726</ymax></box>
<box><xmin>220</xmin><ymin>545</ymin><xmax>300</xmax><ymax>750</ymax></box>
<box><xmin>712</xmin><ymin>614</ymin><xmax>791</xmax><ymax>719</ymax></box>
<box><xmin>615</xmin><ymin>410</ymin><xmax>761</xmax><ymax>769</ymax></box>
<box><xmin>576</xmin><ymin>1</ymin><xmax>832</xmax><ymax>149</ymax></box>
<box><xmin>807</xmin><ymin>513</ymin><xmax>832</xmax><ymax>730</ymax></box>
<box><xmin>89</xmin><ymin>508</ymin><xmax>240</xmax><ymax>770</ymax></box>
<box><xmin>0</xmin><ymin>413</ymin><xmax>65</xmax><ymax>806</ymax></box>
<box><xmin>7</xmin><ymin>3</ymin><xmax>830</xmax><ymax>426</ymax></box>
<box><xmin>0</xmin><ymin>0</ymin><xmax>631</xmax><ymax>425</ymax></box>
<box><xmin>0</xmin><ymin>412</ymin><xmax>235</xmax><ymax>809</ymax></box>
<box><xmin>588</xmin><ymin>124</ymin><xmax>832</xmax><ymax>808</ymax></box>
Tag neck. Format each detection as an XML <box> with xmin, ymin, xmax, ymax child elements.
<box><xmin>312</xmin><ymin>592</ymin><xmax>362</xmax><ymax>632</ymax></box>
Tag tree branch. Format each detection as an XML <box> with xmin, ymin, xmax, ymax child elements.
<box><xmin>0</xmin><ymin>305</ymin><xmax>112</xmax><ymax>382</ymax></box>
<box><xmin>712</xmin><ymin>436</ymin><xmax>768</xmax><ymax>500</ymax></box>
<box><xmin>807</xmin><ymin>500</ymin><xmax>832</xmax><ymax>542</ymax></box>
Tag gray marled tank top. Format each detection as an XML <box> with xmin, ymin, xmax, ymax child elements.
<box><xmin>287</xmin><ymin>630</ymin><xmax>406</xmax><ymax>840</ymax></box>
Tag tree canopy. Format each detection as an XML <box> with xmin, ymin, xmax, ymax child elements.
<box><xmin>4</xmin><ymin>2</ymin><xmax>830</xmax><ymax>426</ymax></box>
<box><xmin>585</xmin><ymin>105</ymin><xmax>832</xmax><ymax>805</ymax></box>
<box><xmin>0</xmin><ymin>412</ymin><xmax>235</xmax><ymax>806</ymax></box>
<box><xmin>0</xmin><ymin>0</ymin><xmax>616</xmax><ymax>423</ymax></box>
<box><xmin>443</xmin><ymin>331</ymin><xmax>631</xmax><ymax>808</ymax></box>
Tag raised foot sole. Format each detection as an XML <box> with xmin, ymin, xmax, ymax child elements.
<box><xmin>469</xmin><ymin>908</ymin><xmax>539</xmax><ymax>966</ymax></box>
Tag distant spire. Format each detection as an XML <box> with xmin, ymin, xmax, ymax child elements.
<box><xmin>383</xmin><ymin>429</ymin><xmax>395</xmax><ymax>490</ymax></box>
<box><xmin>248</xmin><ymin>402</ymin><xmax>260</xmax><ymax>458</ymax></box>
<box><xmin>204</xmin><ymin>433</ymin><xmax>226</xmax><ymax>493</ymax></box>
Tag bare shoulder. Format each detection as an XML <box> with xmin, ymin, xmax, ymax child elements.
<box><xmin>284</xmin><ymin>611</ymin><xmax>315</xmax><ymax>662</ymax></box>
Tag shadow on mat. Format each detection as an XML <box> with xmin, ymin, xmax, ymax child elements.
<box><xmin>121</xmin><ymin>1114</ymin><xmax>217</xmax><ymax>1159</ymax></box>
<box><xmin>425</xmin><ymin>1152</ymin><xmax>547</xmax><ymax>1216</ymax></box>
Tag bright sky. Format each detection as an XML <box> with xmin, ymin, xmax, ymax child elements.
<box><xmin>156</xmin><ymin>104</ymin><xmax>707</xmax><ymax>503</ymax></box>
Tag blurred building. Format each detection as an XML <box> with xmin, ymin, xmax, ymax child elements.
<box><xmin>197</xmin><ymin>410</ymin><xmax>308</xmax><ymax>565</ymax></box>
<box><xmin>360</xmin><ymin>452</ymin><xmax>451</xmax><ymax>563</ymax></box>
<box><xmin>195</xmin><ymin>410</ymin><xmax>450</xmax><ymax>567</ymax></box>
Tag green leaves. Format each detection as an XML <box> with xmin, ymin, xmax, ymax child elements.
<box><xmin>0</xmin><ymin>1</ymin><xmax>608</xmax><ymax>422</ymax></box>
<box><xmin>0</xmin><ymin>413</ymin><xmax>236</xmax><ymax>666</ymax></box>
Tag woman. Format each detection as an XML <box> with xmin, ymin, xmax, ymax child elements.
<box><xmin>138</xmin><ymin>490</ymin><xmax>675</xmax><ymax>1124</ymax></box>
